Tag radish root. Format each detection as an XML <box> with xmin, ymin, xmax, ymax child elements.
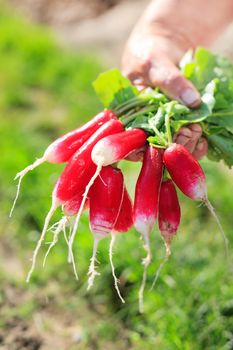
<box><xmin>10</xmin><ymin>158</ymin><xmax>45</xmax><ymax>217</ymax></box>
<box><xmin>87</xmin><ymin>237</ymin><xmax>100</xmax><ymax>290</ymax></box>
<box><xmin>150</xmin><ymin>235</ymin><xmax>172</xmax><ymax>290</ymax></box>
<box><xmin>26</xmin><ymin>199</ymin><xmax>58</xmax><ymax>283</ymax></box>
<box><xmin>68</xmin><ymin>161</ymin><xmax>103</xmax><ymax>265</ymax></box>
<box><xmin>138</xmin><ymin>232</ymin><xmax>152</xmax><ymax>314</ymax></box>
<box><xmin>109</xmin><ymin>234</ymin><xmax>125</xmax><ymax>304</ymax></box>
<box><xmin>43</xmin><ymin>216</ymin><xmax>66</xmax><ymax>262</ymax></box>
<box><xmin>63</xmin><ymin>220</ymin><xmax>78</xmax><ymax>273</ymax></box>
<box><xmin>204</xmin><ymin>198</ymin><xmax>229</xmax><ymax>258</ymax></box>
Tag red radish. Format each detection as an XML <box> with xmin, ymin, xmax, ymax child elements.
<box><xmin>158</xmin><ymin>179</ymin><xmax>181</xmax><ymax>254</ymax></box>
<box><xmin>91</xmin><ymin>128</ymin><xmax>147</xmax><ymax>167</ymax></box>
<box><xmin>43</xmin><ymin>110</ymin><xmax>116</xmax><ymax>163</ymax></box>
<box><xmin>163</xmin><ymin>143</ymin><xmax>228</xmax><ymax>255</ymax></box>
<box><xmin>109</xmin><ymin>186</ymin><xmax>133</xmax><ymax>304</ymax></box>
<box><xmin>113</xmin><ymin>187</ymin><xmax>133</xmax><ymax>233</ymax></box>
<box><xmin>89</xmin><ymin>165</ymin><xmax>124</xmax><ymax>237</ymax></box>
<box><xmin>54</xmin><ymin>119</ymin><xmax>124</xmax><ymax>203</ymax></box>
<box><xmin>11</xmin><ymin>110</ymin><xmax>116</xmax><ymax>217</ymax></box>
<box><xmin>151</xmin><ymin>179</ymin><xmax>181</xmax><ymax>291</ymax></box>
<box><xmin>133</xmin><ymin>145</ymin><xmax>163</xmax><ymax>313</ymax></box>
<box><xmin>163</xmin><ymin>143</ymin><xmax>207</xmax><ymax>201</ymax></box>
<box><xmin>26</xmin><ymin>119</ymin><xmax>123</xmax><ymax>283</ymax></box>
<box><xmin>134</xmin><ymin>146</ymin><xmax>164</xmax><ymax>249</ymax></box>
<box><xmin>69</xmin><ymin>128</ymin><xmax>147</xmax><ymax>263</ymax></box>
<box><xmin>87</xmin><ymin>166</ymin><xmax>124</xmax><ymax>290</ymax></box>
<box><xmin>63</xmin><ymin>194</ymin><xmax>89</xmax><ymax>217</ymax></box>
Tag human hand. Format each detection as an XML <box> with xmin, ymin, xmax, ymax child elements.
<box><xmin>122</xmin><ymin>0</ymin><xmax>214</xmax><ymax>160</ymax></box>
<box><xmin>122</xmin><ymin>27</ymin><xmax>201</xmax><ymax>108</ymax></box>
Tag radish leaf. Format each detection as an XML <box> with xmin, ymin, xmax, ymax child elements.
<box><xmin>93</xmin><ymin>69</ymin><xmax>138</xmax><ymax>109</ymax></box>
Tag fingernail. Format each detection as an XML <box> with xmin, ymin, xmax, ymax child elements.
<box><xmin>132</xmin><ymin>77</ymin><xmax>144</xmax><ymax>85</ymax></box>
<box><xmin>180</xmin><ymin>88</ymin><xmax>200</xmax><ymax>107</ymax></box>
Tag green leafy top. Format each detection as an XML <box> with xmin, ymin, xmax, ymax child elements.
<box><xmin>92</xmin><ymin>68</ymin><xmax>138</xmax><ymax>110</ymax></box>
<box><xmin>93</xmin><ymin>48</ymin><xmax>233</xmax><ymax>168</ymax></box>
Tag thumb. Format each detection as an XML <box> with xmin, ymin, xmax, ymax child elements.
<box><xmin>148</xmin><ymin>56</ymin><xmax>201</xmax><ymax>108</ymax></box>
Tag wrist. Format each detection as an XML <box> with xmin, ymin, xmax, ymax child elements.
<box><xmin>134</xmin><ymin>0</ymin><xmax>233</xmax><ymax>50</ymax></box>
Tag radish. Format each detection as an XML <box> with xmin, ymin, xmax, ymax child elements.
<box><xmin>134</xmin><ymin>146</ymin><xmax>164</xmax><ymax>256</ymax></box>
<box><xmin>151</xmin><ymin>179</ymin><xmax>181</xmax><ymax>290</ymax></box>
<box><xmin>26</xmin><ymin>119</ymin><xmax>123</xmax><ymax>283</ymax></box>
<box><xmin>91</xmin><ymin>128</ymin><xmax>147</xmax><ymax>167</ymax></box>
<box><xmin>54</xmin><ymin>119</ymin><xmax>124</xmax><ymax>203</ymax></box>
<box><xmin>63</xmin><ymin>194</ymin><xmax>89</xmax><ymax>217</ymax></box>
<box><xmin>109</xmin><ymin>186</ymin><xmax>133</xmax><ymax>304</ymax></box>
<box><xmin>87</xmin><ymin>165</ymin><xmax>124</xmax><ymax>291</ymax></box>
<box><xmin>11</xmin><ymin>110</ymin><xmax>116</xmax><ymax>217</ymax></box>
<box><xmin>68</xmin><ymin>128</ymin><xmax>147</xmax><ymax>263</ymax></box>
<box><xmin>133</xmin><ymin>145</ymin><xmax>163</xmax><ymax>313</ymax></box>
<box><xmin>163</xmin><ymin>143</ymin><xmax>207</xmax><ymax>201</ymax></box>
<box><xmin>113</xmin><ymin>187</ymin><xmax>133</xmax><ymax>233</ymax></box>
<box><xmin>163</xmin><ymin>143</ymin><xmax>228</xmax><ymax>253</ymax></box>
<box><xmin>158</xmin><ymin>179</ymin><xmax>181</xmax><ymax>252</ymax></box>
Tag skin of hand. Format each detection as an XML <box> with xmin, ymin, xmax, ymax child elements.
<box><xmin>122</xmin><ymin>0</ymin><xmax>233</xmax><ymax>160</ymax></box>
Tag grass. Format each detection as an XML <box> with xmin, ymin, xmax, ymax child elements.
<box><xmin>1</xmin><ymin>2</ymin><xmax>233</xmax><ymax>349</ymax></box>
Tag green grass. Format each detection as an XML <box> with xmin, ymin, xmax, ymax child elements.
<box><xmin>1</xmin><ymin>2</ymin><xmax>233</xmax><ymax>349</ymax></box>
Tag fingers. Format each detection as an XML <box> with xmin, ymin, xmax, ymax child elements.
<box><xmin>148</xmin><ymin>55</ymin><xmax>201</xmax><ymax>107</ymax></box>
<box><xmin>126</xmin><ymin>125</ymin><xmax>207</xmax><ymax>163</ymax></box>
<box><xmin>125</xmin><ymin>146</ymin><xmax>146</xmax><ymax>162</ymax></box>
<box><xmin>181</xmin><ymin>124</ymin><xmax>202</xmax><ymax>154</ymax></box>
<box><xmin>174</xmin><ymin>124</ymin><xmax>208</xmax><ymax>160</ymax></box>
<box><xmin>122</xmin><ymin>51</ymin><xmax>201</xmax><ymax>108</ymax></box>
<box><xmin>173</xmin><ymin>127</ymin><xmax>192</xmax><ymax>146</ymax></box>
<box><xmin>192</xmin><ymin>137</ymin><xmax>208</xmax><ymax>160</ymax></box>
<box><xmin>122</xmin><ymin>57</ymin><xmax>151</xmax><ymax>88</ymax></box>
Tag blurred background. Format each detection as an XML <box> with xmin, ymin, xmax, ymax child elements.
<box><xmin>0</xmin><ymin>1</ymin><xmax>233</xmax><ymax>349</ymax></box>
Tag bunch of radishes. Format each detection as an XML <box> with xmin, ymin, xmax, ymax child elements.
<box><xmin>12</xmin><ymin>108</ymin><xmax>227</xmax><ymax>312</ymax></box>
<box><xmin>12</xmin><ymin>47</ymin><xmax>233</xmax><ymax>311</ymax></box>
